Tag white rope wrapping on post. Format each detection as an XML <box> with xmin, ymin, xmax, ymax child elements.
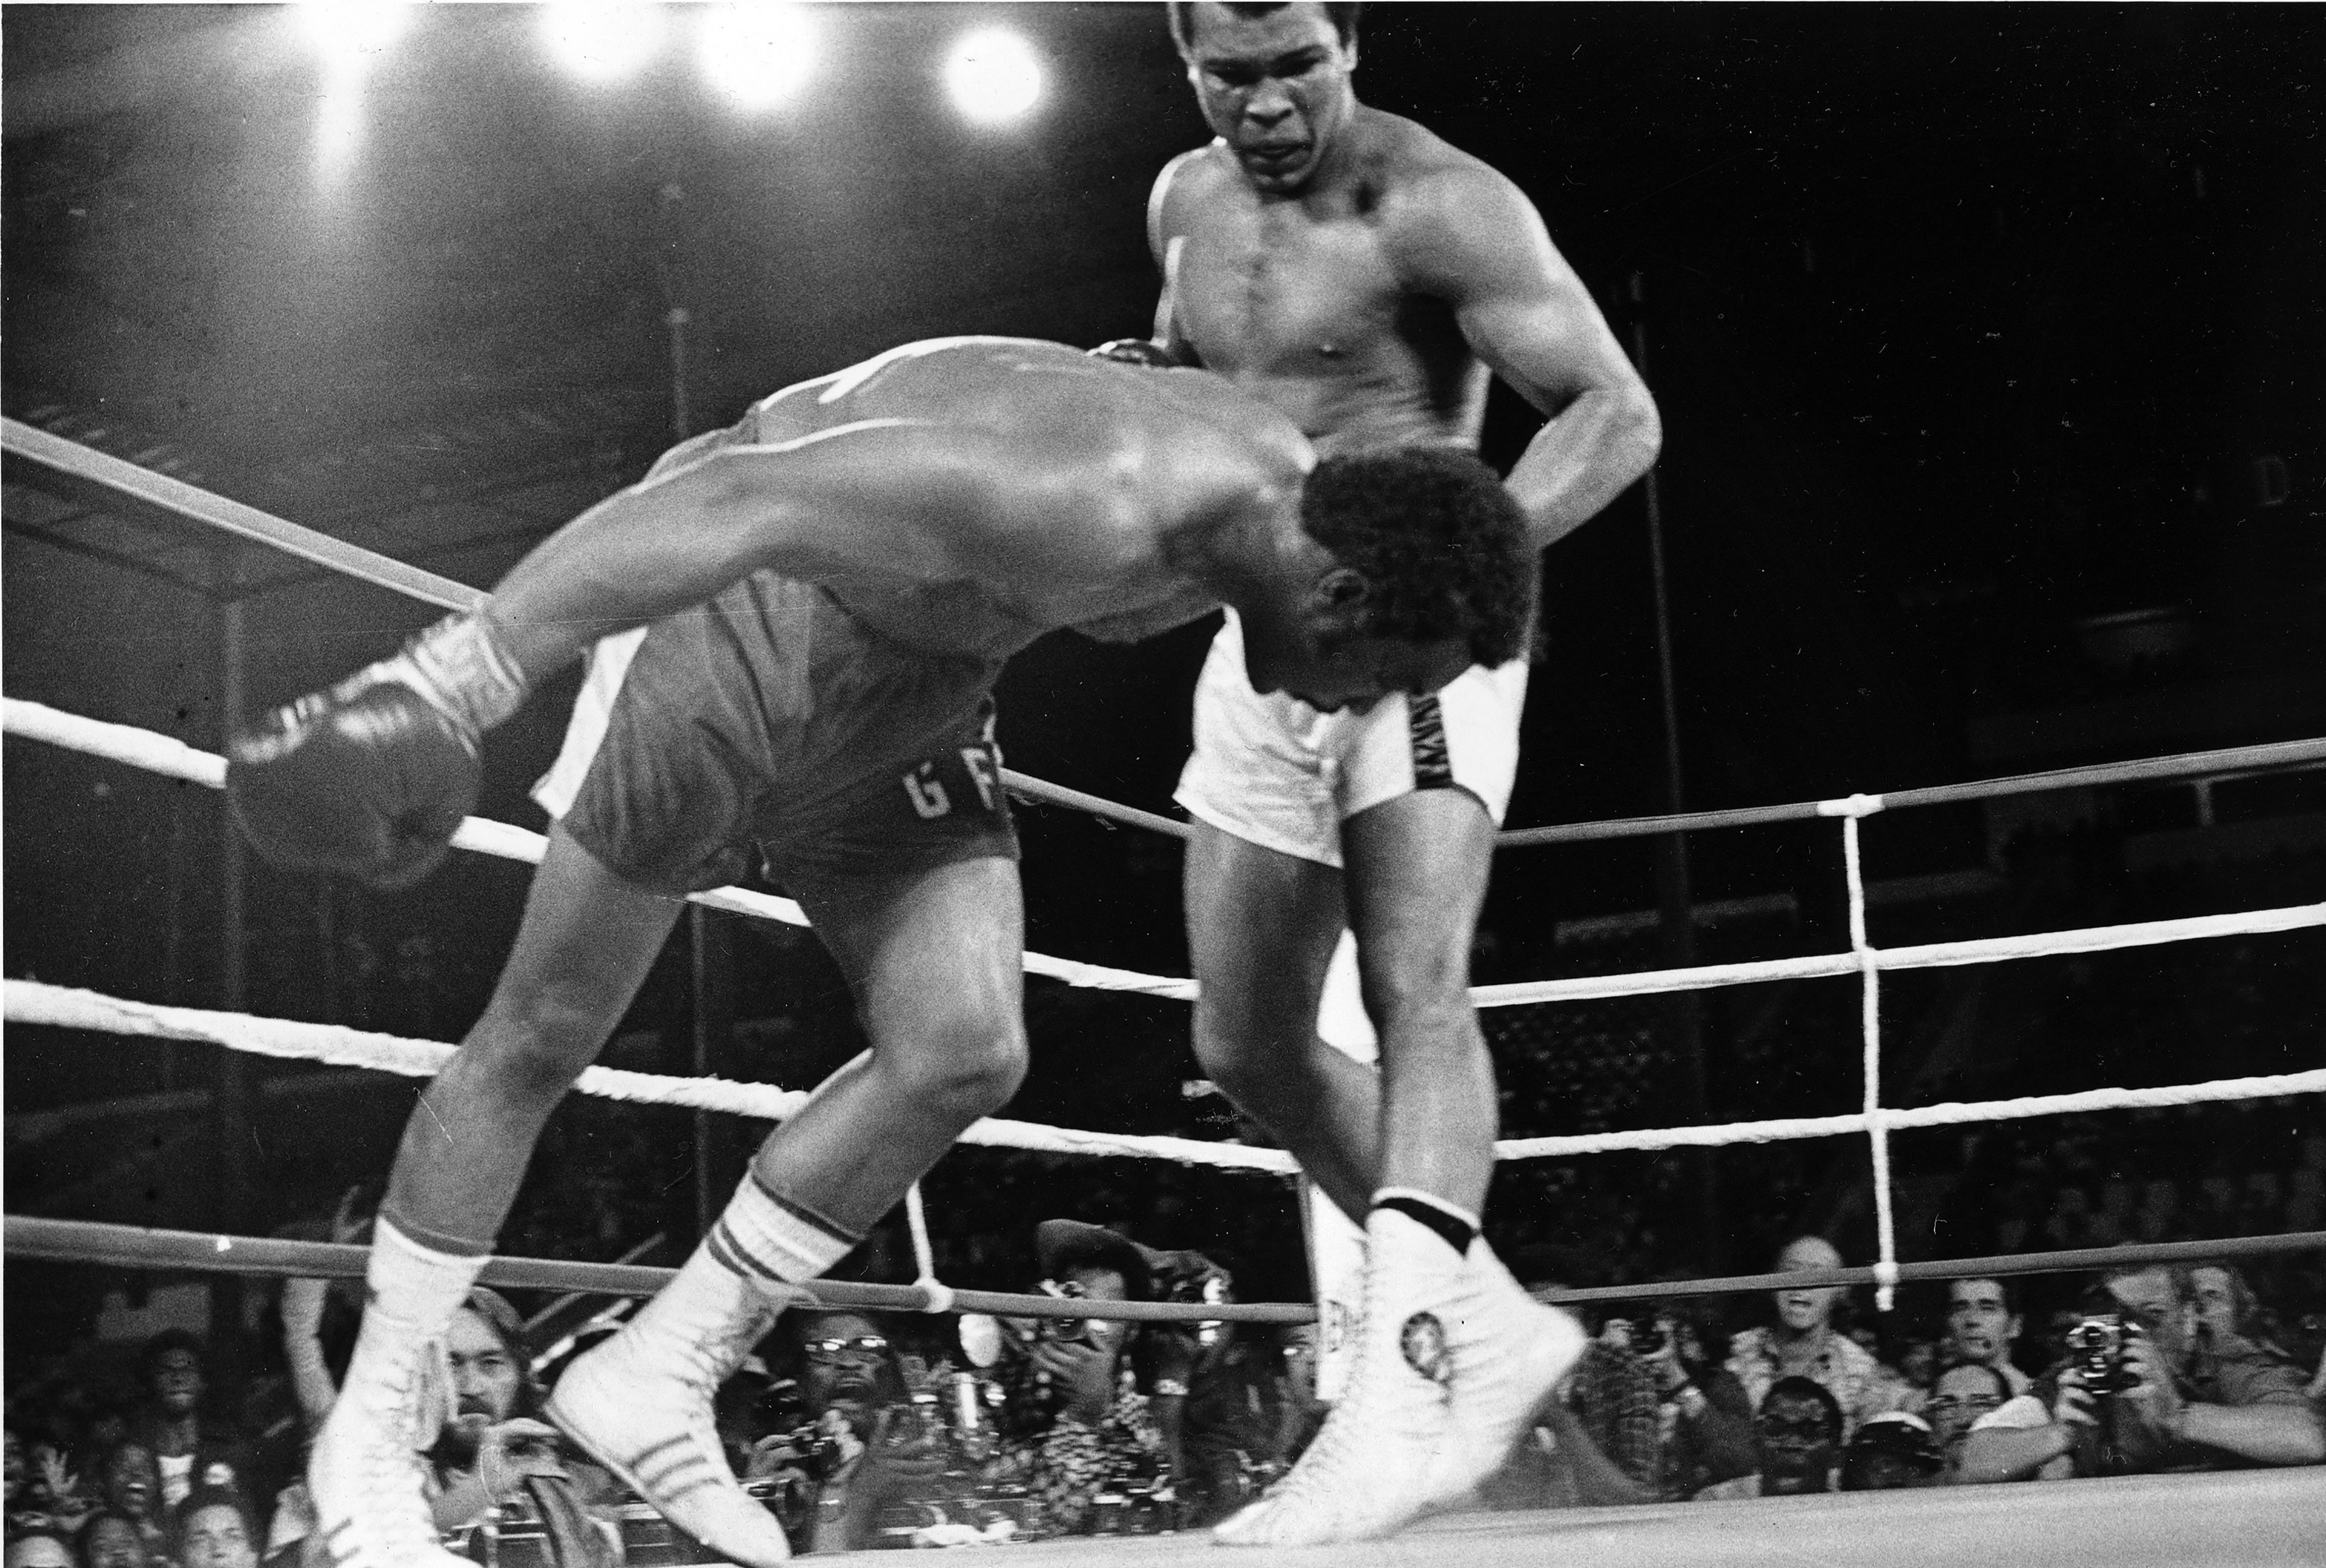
<box><xmin>1841</xmin><ymin>810</ymin><xmax>1899</xmax><ymax>1311</ymax></box>
<box><xmin>12</xmin><ymin>979</ymin><xmax>2323</xmax><ymax>1168</ymax></box>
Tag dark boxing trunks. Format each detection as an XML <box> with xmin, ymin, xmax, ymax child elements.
<box><xmin>554</xmin><ymin>574</ymin><xmax>1017</xmax><ymax>899</ymax></box>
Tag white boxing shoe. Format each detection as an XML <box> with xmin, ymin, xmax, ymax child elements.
<box><xmin>1213</xmin><ymin>1209</ymin><xmax>1463</xmax><ymax>1547</ymax></box>
<box><xmin>545</xmin><ymin>1254</ymin><xmax>793</xmax><ymax>1568</ymax></box>
<box><xmin>1430</xmin><ymin>1241</ymin><xmax>1588</xmax><ymax>1501</ymax></box>
<box><xmin>308</xmin><ymin>1309</ymin><xmax>472</xmax><ymax>1568</ymax></box>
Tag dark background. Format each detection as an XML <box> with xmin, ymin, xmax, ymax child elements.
<box><xmin>6</xmin><ymin>5</ymin><xmax>2323</xmax><ymax>1337</ymax></box>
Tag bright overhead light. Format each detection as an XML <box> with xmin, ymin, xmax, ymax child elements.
<box><xmin>697</xmin><ymin>4</ymin><xmax>818</xmax><ymax>111</ymax></box>
<box><xmin>540</xmin><ymin>2</ymin><xmax>669</xmax><ymax>83</ymax></box>
<box><xmin>944</xmin><ymin>27</ymin><xmax>1043</xmax><ymax>125</ymax></box>
<box><xmin>297</xmin><ymin>3</ymin><xmax>415</xmax><ymax>76</ymax></box>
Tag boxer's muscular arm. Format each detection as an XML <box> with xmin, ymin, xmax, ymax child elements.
<box><xmin>1402</xmin><ymin>165</ymin><xmax>1662</xmax><ymax>552</ymax></box>
<box><xmin>482</xmin><ymin>420</ymin><xmax>1031</xmax><ymax>681</ymax></box>
<box><xmin>1145</xmin><ymin>150</ymin><xmax>1209</xmax><ymax>366</ymax></box>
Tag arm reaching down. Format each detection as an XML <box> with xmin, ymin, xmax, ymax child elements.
<box><xmin>226</xmin><ymin>418</ymin><xmax>1021</xmax><ymax>888</ymax></box>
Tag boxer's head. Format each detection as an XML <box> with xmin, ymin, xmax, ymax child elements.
<box><xmin>1170</xmin><ymin>4</ymin><xmax>1363</xmax><ymax>194</ymax></box>
<box><xmin>1241</xmin><ymin>446</ymin><xmax>1532</xmax><ymax>712</ymax></box>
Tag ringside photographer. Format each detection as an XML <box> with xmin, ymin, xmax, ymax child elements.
<box><xmin>1956</xmin><ymin>1260</ymin><xmax>2324</xmax><ymax>1482</ymax></box>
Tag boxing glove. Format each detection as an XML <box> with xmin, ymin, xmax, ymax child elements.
<box><xmin>227</xmin><ymin>613</ymin><xmax>529</xmax><ymax>889</ymax></box>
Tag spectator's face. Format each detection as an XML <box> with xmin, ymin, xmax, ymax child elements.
<box><xmin>2190</xmin><ymin>1268</ymin><xmax>2241</xmax><ymax>1341</ymax></box>
<box><xmin>102</xmin><ymin>1447</ymin><xmax>160</xmax><ymax>1518</ymax></box>
<box><xmin>800</xmin><ymin>1313</ymin><xmax>889</xmax><ymax>1413</ymax></box>
<box><xmin>1282</xmin><ymin>1324</ymin><xmax>1320</xmax><ymax>1400</ymax></box>
<box><xmin>4</xmin><ymin>1429</ymin><xmax>24</xmax><ymax>1498</ymax></box>
<box><xmin>1772</xmin><ymin>1238</ymin><xmax>1844</xmax><ymax>1334</ymax></box>
<box><xmin>446</xmin><ymin>1308</ymin><xmax>521</xmax><ymax>1429</ymax></box>
<box><xmin>1062</xmin><ymin>1266</ymin><xmax>1133</xmax><ymax>1357</ymax></box>
<box><xmin>176</xmin><ymin>1506</ymin><xmax>256</xmax><ymax>1568</ymax></box>
<box><xmin>1944</xmin><ymin>1279</ymin><xmax>2020</xmax><ymax>1369</ymax></box>
<box><xmin>2104</xmin><ymin>1267</ymin><xmax>2188</xmax><ymax>1358</ymax></box>
<box><xmin>4</xmin><ymin>1538</ymin><xmax>72</xmax><ymax>1568</ymax></box>
<box><xmin>1755</xmin><ymin>1392</ymin><xmax>1837</xmax><ymax>1494</ymax></box>
<box><xmin>1844</xmin><ymin>1449</ymin><xmax>1935</xmax><ymax>1491</ymax></box>
<box><xmin>1925</xmin><ymin>1364</ymin><xmax>2005</xmax><ymax>1454</ymax></box>
<box><xmin>84</xmin><ymin>1515</ymin><xmax>148</xmax><ymax>1568</ymax></box>
<box><xmin>148</xmin><ymin>1349</ymin><xmax>204</xmax><ymax>1416</ymax></box>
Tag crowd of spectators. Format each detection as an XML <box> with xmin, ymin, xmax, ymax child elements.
<box><xmin>11</xmin><ymin>1214</ymin><xmax>2320</xmax><ymax>1561</ymax></box>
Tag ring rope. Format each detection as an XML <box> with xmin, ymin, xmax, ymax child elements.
<box><xmin>12</xmin><ymin>978</ymin><xmax>2322</xmax><ymax>1166</ymax></box>
<box><xmin>0</xmin><ymin>980</ymin><xmax>1294</xmax><ymax>1172</ymax></box>
<box><xmin>10</xmin><ymin>418</ymin><xmax>2322</xmax><ymax>853</ymax></box>
<box><xmin>1497</xmin><ymin>739</ymin><xmax>2326</xmax><ymax>847</ymax></box>
<box><xmin>8</xmin><ymin>696</ymin><xmax>2323</xmax><ymax>1010</ymax></box>
<box><xmin>0</xmin><ymin>696</ymin><xmax>1195</xmax><ymax>1001</ymax></box>
<box><xmin>0</xmin><ymin>1217</ymin><xmax>1312</xmax><ymax>1323</ymax></box>
<box><xmin>9</xmin><ymin>1216</ymin><xmax>2320</xmax><ymax>1314</ymax></box>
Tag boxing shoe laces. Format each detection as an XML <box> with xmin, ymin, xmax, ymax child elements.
<box><xmin>1214</xmin><ymin>1211</ymin><xmax>1462</xmax><ymax>1547</ymax></box>
<box><xmin>546</xmin><ymin>1283</ymin><xmax>790</xmax><ymax>1567</ymax></box>
<box><xmin>309</xmin><ymin>1312</ymin><xmax>471</xmax><ymax>1568</ymax></box>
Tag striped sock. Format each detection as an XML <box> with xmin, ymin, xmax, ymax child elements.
<box><xmin>703</xmin><ymin>1170</ymin><xmax>863</xmax><ymax>1289</ymax></box>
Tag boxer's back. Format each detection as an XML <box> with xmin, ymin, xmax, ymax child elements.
<box><xmin>735</xmin><ymin>337</ymin><xmax>1305</xmax><ymax>655</ymax></box>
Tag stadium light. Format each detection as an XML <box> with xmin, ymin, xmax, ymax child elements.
<box><xmin>297</xmin><ymin>5</ymin><xmax>414</xmax><ymax>190</ymax></box>
<box><xmin>297</xmin><ymin>2</ymin><xmax>416</xmax><ymax>78</ymax></box>
<box><xmin>540</xmin><ymin>2</ymin><xmax>669</xmax><ymax>83</ymax></box>
<box><xmin>697</xmin><ymin>4</ymin><xmax>818</xmax><ymax>112</ymax></box>
<box><xmin>944</xmin><ymin>27</ymin><xmax>1044</xmax><ymax>125</ymax></box>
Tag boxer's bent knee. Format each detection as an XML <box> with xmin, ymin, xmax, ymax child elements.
<box><xmin>879</xmin><ymin>1009</ymin><xmax>1029</xmax><ymax>1123</ymax></box>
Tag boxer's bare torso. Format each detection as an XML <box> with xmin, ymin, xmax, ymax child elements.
<box><xmin>1151</xmin><ymin>113</ymin><xmax>1496</xmax><ymax>461</ymax></box>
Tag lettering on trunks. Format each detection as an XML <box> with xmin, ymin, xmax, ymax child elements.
<box><xmin>1407</xmin><ymin>694</ymin><xmax>1454</xmax><ymax>789</ymax></box>
<box><xmin>961</xmin><ymin>746</ymin><xmax>998</xmax><ymax>810</ymax></box>
<box><xmin>904</xmin><ymin>762</ymin><xmax>950</xmax><ymax>819</ymax></box>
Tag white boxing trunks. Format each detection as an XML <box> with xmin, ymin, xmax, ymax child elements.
<box><xmin>1174</xmin><ymin>611</ymin><xmax>1528</xmax><ymax>868</ymax></box>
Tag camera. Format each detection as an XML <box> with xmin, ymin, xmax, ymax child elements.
<box><xmin>2068</xmin><ymin>1314</ymin><xmax>2141</xmax><ymax>1396</ymax></box>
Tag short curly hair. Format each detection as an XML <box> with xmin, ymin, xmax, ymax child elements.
<box><xmin>1298</xmin><ymin>447</ymin><xmax>1536</xmax><ymax>667</ymax></box>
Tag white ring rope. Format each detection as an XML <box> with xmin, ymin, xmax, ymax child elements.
<box><xmin>0</xmin><ymin>696</ymin><xmax>1192</xmax><ymax>1001</ymax></box>
<box><xmin>11</xmin><ymin>978</ymin><xmax>2322</xmax><ymax>1166</ymax></box>
<box><xmin>8</xmin><ymin>697</ymin><xmax>2322</xmax><ymax>1009</ymax></box>
<box><xmin>0</xmin><ymin>979</ymin><xmax>1296</xmax><ymax>1172</ymax></box>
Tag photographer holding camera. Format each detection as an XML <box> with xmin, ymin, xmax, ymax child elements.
<box><xmin>744</xmin><ymin>1309</ymin><xmax>957</xmax><ymax>1552</ymax></box>
<box><xmin>992</xmin><ymin>1222</ymin><xmax>1170</xmax><ymax>1535</ymax></box>
<box><xmin>1957</xmin><ymin>1262</ymin><xmax>2324</xmax><ymax>1483</ymax></box>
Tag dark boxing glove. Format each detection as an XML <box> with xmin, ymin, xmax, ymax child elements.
<box><xmin>227</xmin><ymin>614</ymin><xmax>529</xmax><ymax>889</ymax></box>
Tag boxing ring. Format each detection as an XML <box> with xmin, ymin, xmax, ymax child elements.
<box><xmin>7</xmin><ymin>419</ymin><xmax>2326</xmax><ymax>1565</ymax></box>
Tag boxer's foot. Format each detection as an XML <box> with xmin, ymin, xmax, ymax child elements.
<box><xmin>546</xmin><ymin>1251</ymin><xmax>794</xmax><ymax>1567</ymax></box>
<box><xmin>309</xmin><ymin>1309</ymin><xmax>471</xmax><ymax>1568</ymax></box>
<box><xmin>1214</xmin><ymin>1209</ymin><xmax>1462</xmax><ymax>1546</ymax></box>
<box><xmin>1432</xmin><ymin>1242</ymin><xmax>1588</xmax><ymax>1500</ymax></box>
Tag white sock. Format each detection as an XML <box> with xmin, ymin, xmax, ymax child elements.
<box><xmin>366</xmin><ymin>1218</ymin><xmax>489</xmax><ymax>1331</ymax></box>
<box><xmin>703</xmin><ymin>1170</ymin><xmax>861</xmax><ymax>1291</ymax></box>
